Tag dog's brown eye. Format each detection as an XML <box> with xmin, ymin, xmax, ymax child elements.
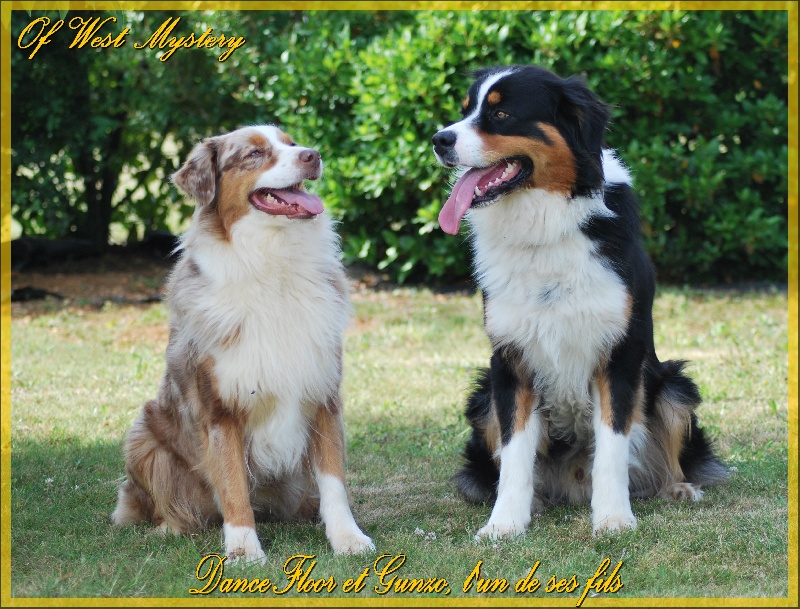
<box><xmin>494</xmin><ymin>111</ymin><xmax>509</xmax><ymax>119</ymax></box>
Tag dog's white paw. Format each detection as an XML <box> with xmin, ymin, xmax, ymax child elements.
<box><xmin>227</xmin><ymin>545</ymin><xmax>268</xmax><ymax>566</ymax></box>
<box><xmin>156</xmin><ymin>520</ymin><xmax>182</xmax><ymax>536</ymax></box>
<box><xmin>329</xmin><ymin>528</ymin><xmax>375</xmax><ymax>555</ymax></box>
<box><xmin>662</xmin><ymin>482</ymin><xmax>704</xmax><ymax>502</ymax></box>
<box><xmin>592</xmin><ymin>511</ymin><xmax>637</xmax><ymax>535</ymax></box>
<box><xmin>474</xmin><ymin>519</ymin><xmax>527</xmax><ymax>542</ymax></box>
<box><xmin>224</xmin><ymin>524</ymin><xmax>267</xmax><ymax>566</ymax></box>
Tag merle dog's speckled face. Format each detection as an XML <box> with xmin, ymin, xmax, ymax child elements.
<box><xmin>432</xmin><ymin>66</ymin><xmax>611</xmax><ymax>234</ymax></box>
<box><xmin>172</xmin><ymin>126</ymin><xmax>326</xmax><ymax>241</ymax></box>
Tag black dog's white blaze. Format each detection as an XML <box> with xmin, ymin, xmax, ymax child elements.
<box><xmin>433</xmin><ymin>65</ymin><xmax>727</xmax><ymax>539</ymax></box>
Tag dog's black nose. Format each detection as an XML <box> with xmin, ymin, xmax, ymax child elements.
<box><xmin>432</xmin><ymin>130</ymin><xmax>457</xmax><ymax>150</ymax></box>
<box><xmin>299</xmin><ymin>149</ymin><xmax>320</xmax><ymax>164</ymax></box>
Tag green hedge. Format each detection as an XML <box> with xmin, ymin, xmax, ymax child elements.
<box><xmin>231</xmin><ymin>10</ymin><xmax>788</xmax><ymax>283</ymax></box>
<box><xmin>12</xmin><ymin>10</ymin><xmax>788</xmax><ymax>284</ymax></box>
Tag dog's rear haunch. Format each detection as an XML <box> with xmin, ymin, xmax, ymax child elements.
<box><xmin>112</xmin><ymin>125</ymin><xmax>373</xmax><ymax>563</ymax></box>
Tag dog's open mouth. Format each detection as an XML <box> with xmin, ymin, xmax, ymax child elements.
<box><xmin>249</xmin><ymin>186</ymin><xmax>323</xmax><ymax>220</ymax></box>
<box><xmin>439</xmin><ymin>157</ymin><xmax>532</xmax><ymax>234</ymax></box>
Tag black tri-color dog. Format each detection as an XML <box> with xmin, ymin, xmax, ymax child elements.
<box><xmin>432</xmin><ymin>65</ymin><xmax>727</xmax><ymax>539</ymax></box>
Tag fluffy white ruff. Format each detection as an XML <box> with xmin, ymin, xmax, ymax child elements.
<box><xmin>469</xmin><ymin>189</ymin><xmax>629</xmax><ymax>415</ymax></box>
<box><xmin>173</xmin><ymin>210</ymin><xmax>349</xmax><ymax>477</ymax></box>
<box><xmin>178</xmin><ymin>210</ymin><xmax>348</xmax><ymax>404</ymax></box>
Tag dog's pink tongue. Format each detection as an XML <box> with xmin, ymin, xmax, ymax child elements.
<box><xmin>272</xmin><ymin>189</ymin><xmax>324</xmax><ymax>215</ymax></box>
<box><xmin>438</xmin><ymin>167</ymin><xmax>493</xmax><ymax>235</ymax></box>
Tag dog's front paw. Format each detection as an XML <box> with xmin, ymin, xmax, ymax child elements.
<box><xmin>329</xmin><ymin>528</ymin><xmax>375</xmax><ymax>555</ymax></box>
<box><xmin>474</xmin><ymin>519</ymin><xmax>527</xmax><ymax>542</ymax></box>
<box><xmin>227</xmin><ymin>545</ymin><xmax>267</xmax><ymax>566</ymax></box>
<box><xmin>224</xmin><ymin>524</ymin><xmax>267</xmax><ymax>565</ymax></box>
<box><xmin>592</xmin><ymin>511</ymin><xmax>637</xmax><ymax>535</ymax></box>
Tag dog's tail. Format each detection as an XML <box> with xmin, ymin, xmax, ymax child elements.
<box><xmin>454</xmin><ymin>368</ymin><xmax>500</xmax><ymax>504</ymax></box>
<box><xmin>657</xmin><ymin>360</ymin><xmax>729</xmax><ymax>487</ymax></box>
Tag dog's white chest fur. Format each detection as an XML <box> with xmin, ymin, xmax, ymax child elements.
<box><xmin>175</xmin><ymin>212</ymin><xmax>348</xmax><ymax>473</ymax></box>
<box><xmin>207</xmin><ymin>278</ymin><xmax>346</xmax><ymax>404</ymax></box>
<box><xmin>469</xmin><ymin>189</ymin><xmax>630</xmax><ymax>408</ymax></box>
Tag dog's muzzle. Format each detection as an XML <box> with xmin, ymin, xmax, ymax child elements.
<box><xmin>432</xmin><ymin>130</ymin><xmax>459</xmax><ymax>167</ymax></box>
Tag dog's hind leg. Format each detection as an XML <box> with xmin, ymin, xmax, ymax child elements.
<box><xmin>308</xmin><ymin>396</ymin><xmax>374</xmax><ymax>555</ymax></box>
<box><xmin>474</xmin><ymin>350</ymin><xmax>542</xmax><ymax>541</ymax></box>
<box><xmin>112</xmin><ymin>403</ymin><xmax>161</xmax><ymax>528</ymax></box>
<box><xmin>113</xmin><ymin>399</ymin><xmax>218</xmax><ymax>534</ymax></box>
<box><xmin>455</xmin><ymin>368</ymin><xmax>501</xmax><ymax>504</ymax></box>
<box><xmin>650</xmin><ymin>360</ymin><xmax>728</xmax><ymax>501</ymax></box>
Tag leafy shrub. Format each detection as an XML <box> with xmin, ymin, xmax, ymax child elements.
<box><xmin>12</xmin><ymin>9</ymin><xmax>788</xmax><ymax>283</ymax></box>
<box><xmin>328</xmin><ymin>10</ymin><xmax>788</xmax><ymax>283</ymax></box>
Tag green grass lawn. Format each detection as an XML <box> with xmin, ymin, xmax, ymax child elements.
<box><xmin>7</xmin><ymin>284</ymin><xmax>792</xmax><ymax>602</ymax></box>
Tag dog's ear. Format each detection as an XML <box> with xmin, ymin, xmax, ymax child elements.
<box><xmin>172</xmin><ymin>137</ymin><xmax>220</xmax><ymax>206</ymax></box>
<box><xmin>557</xmin><ymin>76</ymin><xmax>611</xmax><ymax>191</ymax></box>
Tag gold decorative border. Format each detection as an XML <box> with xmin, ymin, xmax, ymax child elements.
<box><xmin>1</xmin><ymin>1</ymin><xmax>796</xmax><ymax>606</ymax></box>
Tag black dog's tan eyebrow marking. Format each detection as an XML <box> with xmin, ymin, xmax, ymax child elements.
<box><xmin>461</xmin><ymin>95</ymin><xmax>470</xmax><ymax>111</ymax></box>
<box><xmin>487</xmin><ymin>90</ymin><xmax>502</xmax><ymax>105</ymax></box>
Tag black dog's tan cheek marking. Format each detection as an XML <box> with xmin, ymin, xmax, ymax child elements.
<box><xmin>482</xmin><ymin>123</ymin><xmax>577</xmax><ymax>194</ymax></box>
<box><xmin>487</xmin><ymin>90</ymin><xmax>502</xmax><ymax>106</ymax></box>
<box><xmin>461</xmin><ymin>95</ymin><xmax>470</xmax><ymax>111</ymax></box>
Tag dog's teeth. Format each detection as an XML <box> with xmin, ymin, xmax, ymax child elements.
<box><xmin>475</xmin><ymin>187</ymin><xmax>483</xmax><ymax>196</ymax></box>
